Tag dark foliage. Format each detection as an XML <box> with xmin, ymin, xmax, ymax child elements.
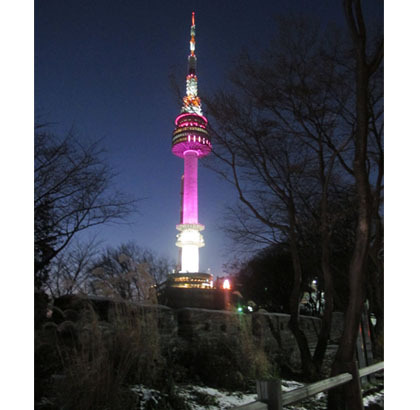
<box><xmin>235</xmin><ymin>188</ymin><xmax>360</xmax><ymax>314</ymax></box>
<box><xmin>235</xmin><ymin>245</ymin><xmax>296</xmax><ymax>313</ymax></box>
<box><xmin>35</xmin><ymin>201</ymin><xmax>58</xmax><ymax>290</ymax></box>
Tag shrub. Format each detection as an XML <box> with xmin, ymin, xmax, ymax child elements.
<box><xmin>178</xmin><ymin>314</ymin><xmax>275</xmax><ymax>390</ymax></box>
<box><xmin>36</xmin><ymin>299</ymin><xmax>170</xmax><ymax>409</ymax></box>
<box><xmin>55</xmin><ymin>304</ymin><xmax>140</xmax><ymax>409</ymax></box>
<box><xmin>236</xmin><ymin>315</ymin><xmax>274</xmax><ymax>381</ymax></box>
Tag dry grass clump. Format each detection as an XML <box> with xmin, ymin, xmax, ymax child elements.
<box><xmin>53</xmin><ymin>302</ymin><xmax>164</xmax><ymax>410</ymax></box>
<box><xmin>178</xmin><ymin>313</ymin><xmax>275</xmax><ymax>390</ymax></box>
<box><xmin>235</xmin><ymin>314</ymin><xmax>275</xmax><ymax>381</ymax></box>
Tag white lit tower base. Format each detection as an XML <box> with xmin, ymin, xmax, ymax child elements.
<box><xmin>176</xmin><ymin>222</ymin><xmax>205</xmax><ymax>274</ymax></box>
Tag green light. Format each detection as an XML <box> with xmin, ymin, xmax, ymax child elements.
<box><xmin>237</xmin><ymin>306</ymin><xmax>243</xmax><ymax>313</ymax></box>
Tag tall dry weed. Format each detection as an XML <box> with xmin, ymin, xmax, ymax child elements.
<box><xmin>235</xmin><ymin>314</ymin><xmax>275</xmax><ymax>381</ymax></box>
<box><xmin>179</xmin><ymin>312</ymin><xmax>275</xmax><ymax>390</ymax></box>
<box><xmin>55</xmin><ymin>302</ymin><xmax>164</xmax><ymax>410</ymax></box>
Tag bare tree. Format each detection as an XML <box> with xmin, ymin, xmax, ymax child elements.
<box><xmin>88</xmin><ymin>242</ymin><xmax>174</xmax><ymax>303</ymax></box>
<box><xmin>205</xmin><ymin>12</ymin><xmax>382</xmax><ymax>382</ymax></box>
<box><xmin>45</xmin><ymin>237</ymin><xmax>100</xmax><ymax>298</ymax></box>
<box><xmin>34</xmin><ymin>126</ymin><xmax>137</xmax><ymax>290</ymax></box>
<box><xmin>205</xmin><ymin>17</ymin><xmax>344</xmax><ymax>380</ymax></box>
<box><xmin>327</xmin><ymin>1</ymin><xmax>383</xmax><ymax>408</ymax></box>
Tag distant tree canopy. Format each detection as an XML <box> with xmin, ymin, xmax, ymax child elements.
<box><xmin>45</xmin><ymin>240</ymin><xmax>174</xmax><ymax>303</ymax></box>
<box><xmin>234</xmin><ymin>187</ymin><xmax>360</xmax><ymax>315</ymax></box>
<box><xmin>34</xmin><ymin>126</ymin><xmax>137</xmax><ymax>290</ymax></box>
<box><xmin>87</xmin><ymin>242</ymin><xmax>174</xmax><ymax>303</ymax></box>
<box><xmin>234</xmin><ymin>245</ymin><xmax>296</xmax><ymax>313</ymax></box>
<box><xmin>45</xmin><ymin>238</ymin><xmax>99</xmax><ymax>298</ymax></box>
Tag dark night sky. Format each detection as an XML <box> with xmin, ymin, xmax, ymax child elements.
<box><xmin>35</xmin><ymin>0</ymin><xmax>350</xmax><ymax>276</ymax></box>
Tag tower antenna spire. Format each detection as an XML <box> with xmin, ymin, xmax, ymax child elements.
<box><xmin>184</xmin><ymin>11</ymin><xmax>200</xmax><ymax>114</ymax></box>
<box><xmin>189</xmin><ymin>11</ymin><xmax>196</xmax><ymax>63</ymax></box>
<box><xmin>190</xmin><ymin>12</ymin><xmax>195</xmax><ymax>55</ymax></box>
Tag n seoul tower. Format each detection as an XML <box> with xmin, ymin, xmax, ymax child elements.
<box><xmin>172</xmin><ymin>12</ymin><xmax>211</xmax><ymax>274</ymax></box>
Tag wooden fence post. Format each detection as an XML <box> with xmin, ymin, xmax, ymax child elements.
<box><xmin>256</xmin><ymin>379</ymin><xmax>282</xmax><ymax>410</ymax></box>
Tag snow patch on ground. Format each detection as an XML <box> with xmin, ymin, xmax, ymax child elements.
<box><xmin>282</xmin><ymin>380</ymin><xmax>305</xmax><ymax>391</ymax></box>
<box><xmin>132</xmin><ymin>381</ymin><xmax>384</xmax><ymax>409</ymax></box>
<box><xmin>363</xmin><ymin>390</ymin><xmax>384</xmax><ymax>407</ymax></box>
<box><xmin>131</xmin><ymin>384</ymin><xmax>257</xmax><ymax>409</ymax></box>
<box><xmin>131</xmin><ymin>385</ymin><xmax>162</xmax><ymax>409</ymax></box>
<box><xmin>178</xmin><ymin>385</ymin><xmax>257</xmax><ymax>409</ymax></box>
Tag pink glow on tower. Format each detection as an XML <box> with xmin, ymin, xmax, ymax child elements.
<box><xmin>172</xmin><ymin>12</ymin><xmax>211</xmax><ymax>273</ymax></box>
<box><xmin>183</xmin><ymin>151</ymin><xmax>198</xmax><ymax>224</ymax></box>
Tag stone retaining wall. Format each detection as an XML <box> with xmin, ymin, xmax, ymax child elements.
<box><xmin>52</xmin><ymin>296</ymin><xmax>344</xmax><ymax>375</ymax></box>
<box><xmin>171</xmin><ymin>307</ymin><xmax>343</xmax><ymax>373</ymax></box>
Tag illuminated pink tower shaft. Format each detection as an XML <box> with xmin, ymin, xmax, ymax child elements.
<box><xmin>183</xmin><ymin>151</ymin><xmax>198</xmax><ymax>224</ymax></box>
<box><xmin>172</xmin><ymin>12</ymin><xmax>211</xmax><ymax>273</ymax></box>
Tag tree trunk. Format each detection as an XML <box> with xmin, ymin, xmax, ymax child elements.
<box><xmin>313</xmin><ymin>230</ymin><xmax>334</xmax><ymax>372</ymax></box>
<box><xmin>368</xmin><ymin>197</ymin><xmax>384</xmax><ymax>359</ymax></box>
<box><xmin>313</xmin><ymin>146</ymin><xmax>335</xmax><ymax>373</ymax></box>
<box><xmin>367</xmin><ymin>265</ymin><xmax>384</xmax><ymax>359</ymax></box>
<box><xmin>327</xmin><ymin>79</ymin><xmax>371</xmax><ymax>407</ymax></box>
<box><xmin>287</xmin><ymin>200</ymin><xmax>318</xmax><ymax>381</ymax></box>
<box><xmin>328</xmin><ymin>1</ymin><xmax>377</xmax><ymax>408</ymax></box>
<box><xmin>372</xmin><ymin>312</ymin><xmax>384</xmax><ymax>358</ymax></box>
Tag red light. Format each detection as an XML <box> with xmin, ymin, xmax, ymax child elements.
<box><xmin>222</xmin><ymin>279</ymin><xmax>231</xmax><ymax>290</ymax></box>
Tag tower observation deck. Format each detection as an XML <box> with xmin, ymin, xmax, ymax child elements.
<box><xmin>172</xmin><ymin>12</ymin><xmax>211</xmax><ymax>274</ymax></box>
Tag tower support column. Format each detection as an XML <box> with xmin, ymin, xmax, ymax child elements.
<box><xmin>183</xmin><ymin>150</ymin><xmax>198</xmax><ymax>224</ymax></box>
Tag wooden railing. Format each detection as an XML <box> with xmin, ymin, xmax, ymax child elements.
<box><xmin>233</xmin><ymin>361</ymin><xmax>384</xmax><ymax>410</ymax></box>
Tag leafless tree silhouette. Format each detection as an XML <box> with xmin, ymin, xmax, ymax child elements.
<box><xmin>35</xmin><ymin>126</ymin><xmax>138</xmax><ymax>289</ymax></box>
<box><xmin>204</xmin><ymin>11</ymin><xmax>382</xmax><ymax>383</ymax></box>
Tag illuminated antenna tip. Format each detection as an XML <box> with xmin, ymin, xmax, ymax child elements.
<box><xmin>192</xmin><ymin>11</ymin><xmax>195</xmax><ymax>26</ymax></box>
